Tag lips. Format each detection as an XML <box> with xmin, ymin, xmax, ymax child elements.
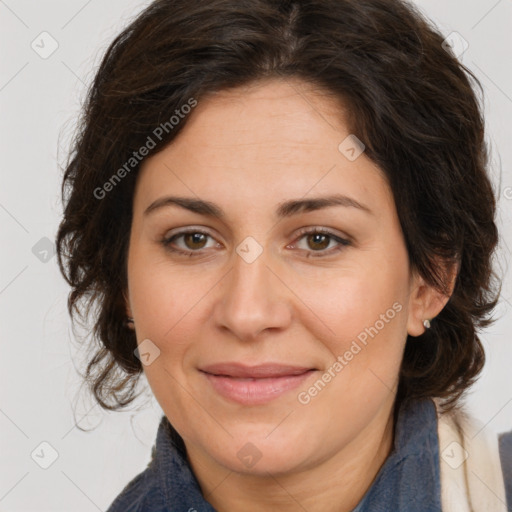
<box><xmin>200</xmin><ymin>362</ymin><xmax>314</xmax><ymax>379</ymax></box>
<box><xmin>199</xmin><ymin>363</ymin><xmax>317</xmax><ymax>405</ymax></box>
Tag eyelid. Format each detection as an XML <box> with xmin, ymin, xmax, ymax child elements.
<box><xmin>163</xmin><ymin>226</ymin><xmax>214</xmax><ymax>239</ymax></box>
<box><xmin>287</xmin><ymin>226</ymin><xmax>352</xmax><ymax>257</ymax></box>
<box><xmin>291</xmin><ymin>226</ymin><xmax>352</xmax><ymax>244</ymax></box>
<box><xmin>161</xmin><ymin>225</ymin><xmax>352</xmax><ymax>257</ymax></box>
<box><xmin>161</xmin><ymin>226</ymin><xmax>221</xmax><ymax>249</ymax></box>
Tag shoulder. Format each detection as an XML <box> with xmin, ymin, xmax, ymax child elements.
<box><xmin>499</xmin><ymin>430</ymin><xmax>512</xmax><ymax>510</ymax></box>
<box><xmin>435</xmin><ymin>400</ymin><xmax>510</xmax><ymax>511</ymax></box>
<box><xmin>105</xmin><ymin>464</ymin><xmax>165</xmax><ymax>512</ymax></box>
<box><xmin>105</xmin><ymin>415</ymin><xmax>209</xmax><ymax>512</ymax></box>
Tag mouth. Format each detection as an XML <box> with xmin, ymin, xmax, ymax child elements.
<box><xmin>199</xmin><ymin>363</ymin><xmax>317</xmax><ymax>405</ymax></box>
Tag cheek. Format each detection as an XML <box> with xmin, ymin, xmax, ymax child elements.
<box><xmin>128</xmin><ymin>245</ymin><xmax>210</xmax><ymax>339</ymax></box>
<box><xmin>293</xmin><ymin>253</ymin><xmax>410</xmax><ymax>388</ymax></box>
<box><xmin>290</xmin><ymin>277</ymin><xmax>407</xmax><ymax>448</ymax></box>
<box><xmin>127</xmin><ymin>253</ymin><xmax>208</xmax><ymax>417</ymax></box>
<box><xmin>297</xmin><ymin>262</ymin><xmax>407</xmax><ymax>339</ymax></box>
<box><xmin>126</xmin><ymin>253</ymin><xmax>201</xmax><ymax>394</ymax></box>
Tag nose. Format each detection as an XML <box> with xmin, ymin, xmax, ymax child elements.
<box><xmin>212</xmin><ymin>247</ymin><xmax>293</xmax><ymax>342</ymax></box>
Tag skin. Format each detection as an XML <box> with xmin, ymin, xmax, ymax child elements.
<box><xmin>125</xmin><ymin>78</ymin><xmax>451</xmax><ymax>512</ymax></box>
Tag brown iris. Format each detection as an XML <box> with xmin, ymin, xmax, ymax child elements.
<box><xmin>183</xmin><ymin>232</ymin><xmax>208</xmax><ymax>250</ymax></box>
<box><xmin>306</xmin><ymin>233</ymin><xmax>330</xmax><ymax>251</ymax></box>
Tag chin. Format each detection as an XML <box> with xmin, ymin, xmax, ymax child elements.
<box><xmin>207</xmin><ymin>428</ymin><xmax>316</xmax><ymax>476</ymax></box>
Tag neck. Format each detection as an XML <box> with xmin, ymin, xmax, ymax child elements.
<box><xmin>186</xmin><ymin>398</ymin><xmax>397</xmax><ymax>512</ymax></box>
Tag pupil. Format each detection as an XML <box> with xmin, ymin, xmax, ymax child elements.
<box><xmin>185</xmin><ymin>233</ymin><xmax>206</xmax><ymax>249</ymax></box>
<box><xmin>308</xmin><ymin>233</ymin><xmax>329</xmax><ymax>250</ymax></box>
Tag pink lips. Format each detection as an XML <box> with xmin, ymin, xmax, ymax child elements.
<box><xmin>200</xmin><ymin>363</ymin><xmax>316</xmax><ymax>405</ymax></box>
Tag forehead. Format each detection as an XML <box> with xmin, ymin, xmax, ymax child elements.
<box><xmin>175</xmin><ymin>78</ymin><xmax>349</xmax><ymax>151</ymax></box>
<box><xmin>135</xmin><ymin>79</ymin><xmax>393</xmax><ymax>215</ymax></box>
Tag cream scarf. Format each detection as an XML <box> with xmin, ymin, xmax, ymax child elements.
<box><xmin>435</xmin><ymin>399</ymin><xmax>508</xmax><ymax>511</ymax></box>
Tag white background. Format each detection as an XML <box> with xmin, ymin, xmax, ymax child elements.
<box><xmin>1</xmin><ymin>1</ymin><xmax>511</xmax><ymax>510</ymax></box>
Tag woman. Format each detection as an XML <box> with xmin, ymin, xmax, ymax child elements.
<box><xmin>56</xmin><ymin>0</ymin><xmax>511</xmax><ymax>510</ymax></box>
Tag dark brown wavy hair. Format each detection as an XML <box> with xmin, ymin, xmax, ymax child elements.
<box><xmin>56</xmin><ymin>0</ymin><xmax>500</xmax><ymax>413</ymax></box>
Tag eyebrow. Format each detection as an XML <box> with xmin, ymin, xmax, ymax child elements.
<box><xmin>144</xmin><ymin>193</ymin><xmax>372</xmax><ymax>218</ymax></box>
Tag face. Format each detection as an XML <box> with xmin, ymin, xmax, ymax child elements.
<box><xmin>126</xmin><ymin>78</ymin><xmax>421</xmax><ymax>477</ymax></box>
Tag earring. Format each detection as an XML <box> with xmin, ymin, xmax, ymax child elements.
<box><xmin>126</xmin><ymin>316</ymin><xmax>135</xmax><ymax>327</ymax></box>
<box><xmin>423</xmin><ymin>319</ymin><xmax>431</xmax><ymax>329</ymax></box>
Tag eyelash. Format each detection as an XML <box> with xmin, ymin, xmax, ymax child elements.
<box><xmin>161</xmin><ymin>227</ymin><xmax>351</xmax><ymax>258</ymax></box>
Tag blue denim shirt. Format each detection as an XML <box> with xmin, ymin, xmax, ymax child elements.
<box><xmin>107</xmin><ymin>398</ymin><xmax>512</xmax><ymax>512</ymax></box>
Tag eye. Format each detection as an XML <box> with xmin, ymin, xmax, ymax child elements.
<box><xmin>289</xmin><ymin>227</ymin><xmax>351</xmax><ymax>257</ymax></box>
<box><xmin>161</xmin><ymin>228</ymin><xmax>220</xmax><ymax>256</ymax></box>
<box><xmin>161</xmin><ymin>226</ymin><xmax>351</xmax><ymax>258</ymax></box>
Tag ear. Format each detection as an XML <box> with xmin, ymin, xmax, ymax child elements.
<box><xmin>406</xmin><ymin>259</ymin><xmax>458</xmax><ymax>337</ymax></box>
<box><xmin>123</xmin><ymin>289</ymin><xmax>132</xmax><ymax>316</ymax></box>
<box><xmin>123</xmin><ymin>289</ymin><xmax>135</xmax><ymax>329</ymax></box>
